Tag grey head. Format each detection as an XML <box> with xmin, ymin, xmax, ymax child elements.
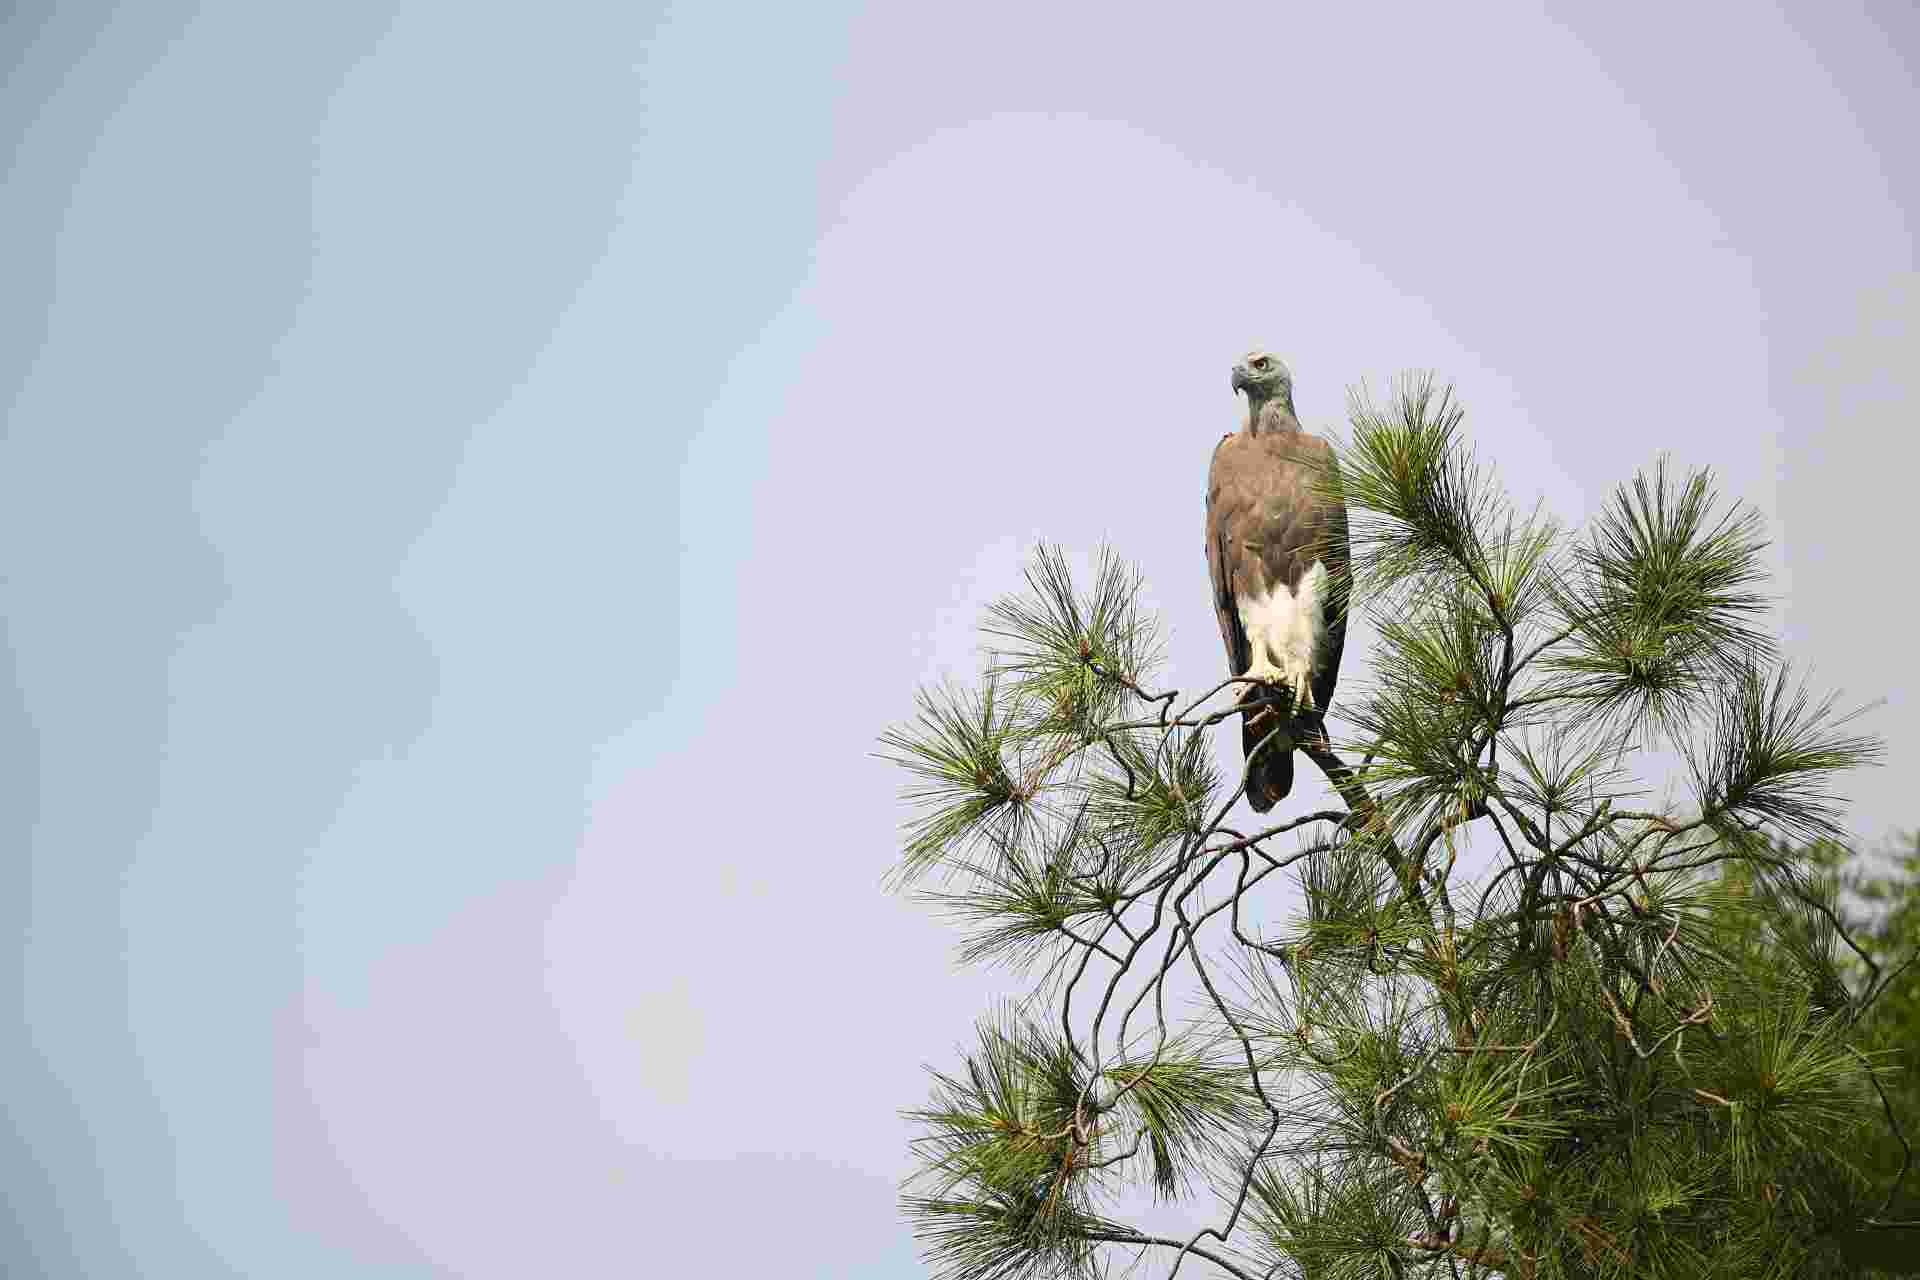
<box><xmin>1230</xmin><ymin>348</ymin><xmax>1295</xmax><ymax>417</ymax></box>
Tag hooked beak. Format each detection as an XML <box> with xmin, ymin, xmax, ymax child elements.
<box><xmin>1231</xmin><ymin>366</ymin><xmax>1250</xmax><ymax>396</ymax></box>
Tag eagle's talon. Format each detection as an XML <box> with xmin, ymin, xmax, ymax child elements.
<box><xmin>1281</xmin><ymin>656</ymin><xmax>1315</xmax><ymax>714</ymax></box>
<box><xmin>1242</xmin><ymin>662</ymin><xmax>1286</xmax><ymax>693</ymax></box>
<box><xmin>1242</xmin><ymin>657</ymin><xmax>1318</xmax><ymax>716</ymax></box>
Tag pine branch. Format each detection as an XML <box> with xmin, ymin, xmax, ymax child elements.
<box><xmin>1545</xmin><ymin>458</ymin><xmax>1776</xmax><ymax>740</ymax></box>
<box><xmin>1690</xmin><ymin>660</ymin><xmax>1883</xmax><ymax>845</ymax></box>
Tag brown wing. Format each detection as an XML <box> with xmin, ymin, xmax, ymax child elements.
<box><xmin>1312</xmin><ymin>446</ymin><xmax>1351</xmax><ymax>718</ymax></box>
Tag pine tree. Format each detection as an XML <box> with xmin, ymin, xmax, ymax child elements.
<box><xmin>880</xmin><ymin>375</ymin><xmax>1913</xmax><ymax>1279</ymax></box>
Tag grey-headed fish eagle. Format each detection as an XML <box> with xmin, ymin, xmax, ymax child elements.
<box><xmin>1205</xmin><ymin>350</ymin><xmax>1351</xmax><ymax>812</ymax></box>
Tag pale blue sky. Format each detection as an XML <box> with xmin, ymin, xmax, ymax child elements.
<box><xmin>3</xmin><ymin>2</ymin><xmax>1915</xmax><ymax>1276</ymax></box>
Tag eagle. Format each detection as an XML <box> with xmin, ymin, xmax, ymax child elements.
<box><xmin>1205</xmin><ymin>350</ymin><xmax>1351</xmax><ymax>812</ymax></box>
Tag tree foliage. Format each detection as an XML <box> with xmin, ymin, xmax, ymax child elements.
<box><xmin>881</xmin><ymin>373</ymin><xmax>1907</xmax><ymax>1279</ymax></box>
<box><xmin>1712</xmin><ymin>831</ymin><xmax>1920</xmax><ymax>1274</ymax></box>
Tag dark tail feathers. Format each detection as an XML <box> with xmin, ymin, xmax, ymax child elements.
<box><xmin>1240</xmin><ymin>694</ymin><xmax>1296</xmax><ymax>813</ymax></box>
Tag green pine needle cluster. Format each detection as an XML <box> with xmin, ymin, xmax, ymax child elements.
<box><xmin>984</xmin><ymin>544</ymin><xmax>1161</xmax><ymax>743</ymax></box>
<box><xmin>880</xmin><ymin>373</ymin><xmax>1904</xmax><ymax>1280</ymax></box>
<box><xmin>1546</xmin><ymin>459</ymin><xmax>1775</xmax><ymax>740</ymax></box>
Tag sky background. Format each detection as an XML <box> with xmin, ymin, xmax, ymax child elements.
<box><xmin>3</xmin><ymin>1</ymin><xmax>1916</xmax><ymax>1276</ymax></box>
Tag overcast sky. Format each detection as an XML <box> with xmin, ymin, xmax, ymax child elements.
<box><xmin>3</xmin><ymin>2</ymin><xmax>1916</xmax><ymax>1276</ymax></box>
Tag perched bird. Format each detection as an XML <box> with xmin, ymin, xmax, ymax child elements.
<box><xmin>1205</xmin><ymin>350</ymin><xmax>1351</xmax><ymax>811</ymax></box>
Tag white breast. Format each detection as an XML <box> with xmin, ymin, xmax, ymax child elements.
<box><xmin>1235</xmin><ymin>560</ymin><xmax>1328</xmax><ymax>707</ymax></box>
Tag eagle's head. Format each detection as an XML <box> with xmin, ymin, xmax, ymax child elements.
<box><xmin>1231</xmin><ymin>349</ymin><xmax>1294</xmax><ymax>415</ymax></box>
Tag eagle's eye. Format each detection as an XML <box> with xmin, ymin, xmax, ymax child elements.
<box><xmin>1252</xmin><ymin>357</ymin><xmax>1271</xmax><ymax>370</ymax></box>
